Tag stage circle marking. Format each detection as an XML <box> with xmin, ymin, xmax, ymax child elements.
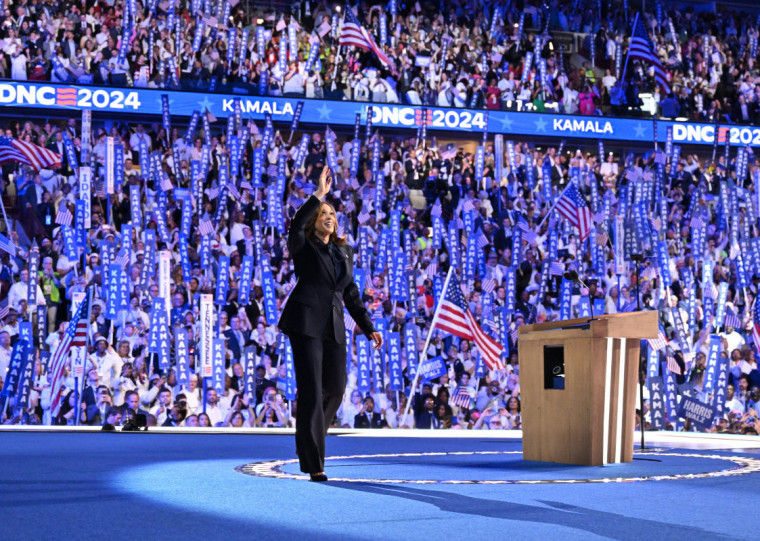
<box><xmin>235</xmin><ymin>450</ymin><xmax>760</xmax><ymax>484</ymax></box>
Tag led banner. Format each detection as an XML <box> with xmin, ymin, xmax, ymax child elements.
<box><xmin>3</xmin><ymin>81</ymin><xmax>760</xmax><ymax>146</ymax></box>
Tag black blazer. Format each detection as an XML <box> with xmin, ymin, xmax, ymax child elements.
<box><xmin>223</xmin><ymin>329</ymin><xmax>243</xmax><ymax>361</ymax></box>
<box><xmin>354</xmin><ymin>411</ymin><xmax>386</xmax><ymax>429</ymax></box>
<box><xmin>278</xmin><ymin>195</ymin><xmax>374</xmax><ymax>343</ymax></box>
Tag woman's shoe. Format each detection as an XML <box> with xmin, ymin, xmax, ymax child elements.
<box><xmin>309</xmin><ymin>472</ymin><xmax>328</xmax><ymax>482</ymax></box>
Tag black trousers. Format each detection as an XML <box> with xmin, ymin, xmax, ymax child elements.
<box><xmin>290</xmin><ymin>317</ymin><xmax>347</xmax><ymax>474</ymax></box>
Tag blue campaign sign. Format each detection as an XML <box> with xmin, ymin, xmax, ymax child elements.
<box><xmin>404</xmin><ymin>323</ymin><xmax>418</xmax><ymax>369</ymax></box>
<box><xmin>417</xmin><ymin>356</ymin><xmax>447</xmax><ymax>382</ymax></box>
<box><xmin>284</xmin><ymin>337</ymin><xmax>296</xmax><ymax>400</ymax></box>
<box><xmin>175</xmin><ymin>328</ymin><xmax>190</xmax><ymax>387</ymax></box>
<box><xmin>356</xmin><ymin>334</ymin><xmax>371</xmax><ymax>393</ymax></box>
<box><xmin>387</xmin><ymin>332</ymin><xmax>403</xmax><ymax>392</ymax></box>
<box><xmin>647</xmin><ymin>376</ymin><xmax>666</xmax><ymax>430</ymax></box>
<box><xmin>211</xmin><ymin>338</ymin><xmax>226</xmax><ymax>394</ymax></box>
<box><xmin>676</xmin><ymin>396</ymin><xmax>716</xmax><ymax>430</ymax></box>
<box><xmin>4</xmin><ymin>81</ymin><xmax>760</xmax><ymax>146</ymax></box>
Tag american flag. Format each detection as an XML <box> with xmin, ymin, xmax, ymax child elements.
<box><xmin>729</xmin><ymin>240</ymin><xmax>741</xmax><ymax>259</ymax></box>
<box><xmin>0</xmin><ymin>233</ymin><xmax>17</xmax><ymax>256</ymax></box>
<box><xmin>240</xmin><ymin>180</ymin><xmax>253</xmax><ymax>191</ymax></box>
<box><xmin>435</xmin><ymin>273</ymin><xmax>505</xmax><ymax>370</ymax></box>
<box><xmin>724</xmin><ymin>306</ymin><xmax>741</xmax><ymax>329</ymax></box>
<box><xmin>753</xmin><ymin>298</ymin><xmax>760</xmax><ymax>352</ymax></box>
<box><xmin>339</xmin><ymin>4</ymin><xmax>395</xmax><ymax>73</ymax></box>
<box><xmin>344</xmin><ymin>200</ymin><xmax>356</xmax><ymax>214</ymax></box>
<box><xmin>517</xmin><ymin>221</ymin><xmax>538</xmax><ymax>245</ymax></box>
<box><xmin>451</xmin><ymin>386</ymin><xmax>474</xmax><ymax>409</ymax></box>
<box><xmin>555</xmin><ymin>182</ymin><xmax>592</xmax><ymax>241</ymax></box>
<box><xmin>343</xmin><ymin>310</ymin><xmax>357</xmax><ymax>333</ymax></box>
<box><xmin>627</xmin><ymin>13</ymin><xmax>670</xmax><ymax>92</ymax></box>
<box><xmin>647</xmin><ymin>325</ymin><xmax>668</xmax><ymax>352</ymax></box>
<box><xmin>481</xmin><ymin>277</ymin><xmax>497</xmax><ymax>294</ymax></box>
<box><xmin>0</xmin><ymin>297</ymin><xmax>9</xmax><ymax>320</ymax></box>
<box><xmin>548</xmin><ymin>260</ymin><xmax>565</xmax><ymax>276</ymax></box>
<box><xmin>595</xmin><ymin>230</ymin><xmax>610</xmax><ymax>247</ymax></box>
<box><xmin>55</xmin><ymin>205</ymin><xmax>73</xmax><ymax>227</ymax></box>
<box><xmin>198</xmin><ymin>218</ymin><xmax>215</xmax><ymax>236</ymax></box>
<box><xmin>159</xmin><ymin>173</ymin><xmax>174</xmax><ymax>191</ymax></box>
<box><xmin>462</xmin><ymin>199</ymin><xmax>476</xmax><ymax>212</ymax></box>
<box><xmin>287</xmin><ymin>195</ymin><xmax>304</xmax><ymax>209</ymax></box>
<box><xmin>226</xmin><ymin>182</ymin><xmax>241</xmax><ymax>200</ymax></box>
<box><xmin>362</xmin><ymin>187</ymin><xmax>376</xmax><ymax>200</ymax></box>
<box><xmin>690</xmin><ymin>213</ymin><xmax>704</xmax><ymax>229</ymax></box>
<box><xmin>206</xmin><ymin>186</ymin><xmax>220</xmax><ymax>200</ymax></box>
<box><xmin>703</xmin><ymin>281</ymin><xmax>718</xmax><ymax>300</ymax></box>
<box><xmin>113</xmin><ymin>247</ymin><xmax>130</xmax><ymax>268</ymax></box>
<box><xmin>0</xmin><ymin>136</ymin><xmax>61</xmax><ymax>170</ymax></box>
<box><xmin>509</xmin><ymin>325</ymin><xmax>520</xmax><ymax>345</ymax></box>
<box><xmin>474</xmin><ymin>228</ymin><xmax>490</xmax><ymax>249</ymax></box>
<box><xmin>49</xmin><ymin>290</ymin><xmax>91</xmax><ymax>417</ymax></box>
<box><xmin>642</xmin><ymin>265</ymin><xmax>658</xmax><ymax>281</ymax></box>
<box><xmin>425</xmin><ymin>262</ymin><xmax>439</xmax><ymax>278</ymax></box>
<box><xmin>358</xmin><ymin>207</ymin><xmax>371</xmax><ymax>224</ymax></box>
<box><xmin>94</xmin><ymin>179</ymin><xmax>106</xmax><ymax>198</ymax></box>
<box><xmin>666</xmin><ymin>353</ymin><xmax>683</xmax><ymax>376</ymax></box>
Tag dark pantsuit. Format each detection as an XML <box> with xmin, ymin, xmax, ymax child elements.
<box><xmin>278</xmin><ymin>195</ymin><xmax>376</xmax><ymax>475</ymax></box>
<box><xmin>290</xmin><ymin>316</ymin><xmax>347</xmax><ymax>474</ymax></box>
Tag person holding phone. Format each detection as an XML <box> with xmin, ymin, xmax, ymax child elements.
<box><xmin>278</xmin><ymin>166</ymin><xmax>383</xmax><ymax>482</ymax></box>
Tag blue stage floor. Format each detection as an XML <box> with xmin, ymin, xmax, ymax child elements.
<box><xmin>1</xmin><ymin>430</ymin><xmax>759</xmax><ymax>540</ymax></box>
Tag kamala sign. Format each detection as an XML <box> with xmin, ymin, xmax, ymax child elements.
<box><xmin>2</xmin><ymin>81</ymin><xmax>759</xmax><ymax>147</ymax></box>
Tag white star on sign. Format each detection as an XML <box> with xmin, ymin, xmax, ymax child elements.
<box><xmin>197</xmin><ymin>97</ymin><xmax>213</xmax><ymax>112</ymax></box>
<box><xmin>317</xmin><ymin>103</ymin><xmax>333</xmax><ymax>120</ymax></box>
<box><xmin>498</xmin><ymin>115</ymin><xmax>515</xmax><ymax>131</ymax></box>
<box><xmin>534</xmin><ymin>117</ymin><xmax>548</xmax><ymax>133</ymax></box>
<box><xmin>633</xmin><ymin>123</ymin><xmax>647</xmax><ymax>139</ymax></box>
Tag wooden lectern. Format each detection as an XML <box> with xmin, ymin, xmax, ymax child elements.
<box><xmin>517</xmin><ymin>312</ymin><xmax>658</xmax><ymax>466</ymax></box>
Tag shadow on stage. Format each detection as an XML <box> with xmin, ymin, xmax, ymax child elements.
<box><xmin>327</xmin><ymin>482</ymin><xmax>731</xmax><ymax>541</ymax></box>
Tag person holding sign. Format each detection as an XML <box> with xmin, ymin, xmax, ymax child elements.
<box><xmin>278</xmin><ymin>166</ymin><xmax>382</xmax><ymax>482</ymax></box>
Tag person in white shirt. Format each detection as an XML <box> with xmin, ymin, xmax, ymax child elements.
<box><xmin>8</xmin><ymin>268</ymin><xmax>45</xmax><ymax>312</ymax></box>
<box><xmin>10</xmin><ymin>47</ymin><xmax>28</xmax><ymax>80</ymax></box>
<box><xmin>282</xmin><ymin>63</ymin><xmax>305</xmax><ymax>96</ymax></box>
<box><xmin>112</xmin><ymin>361</ymin><xmax>137</xmax><ymax>407</ymax></box>
<box><xmin>149</xmin><ymin>387</ymin><xmax>173</xmax><ymax>425</ymax></box>
<box><xmin>90</xmin><ymin>339</ymin><xmax>122</xmax><ymax>389</ymax></box>
<box><xmin>599</xmin><ymin>153</ymin><xmax>619</xmax><ymax>186</ymax></box>
<box><xmin>129</xmin><ymin>124</ymin><xmax>152</xmax><ymax>151</ymax></box>
<box><xmin>203</xmin><ymin>388</ymin><xmax>225</xmax><ymax>426</ymax></box>
<box><xmin>181</xmin><ymin>373</ymin><xmax>203</xmax><ymax>415</ymax></box>
<box><xmin>339</xmin><ymin>389</ymin><xmax>364</xmax><ymax>428</ymax></box>
<box><xmin>601</xmin><ymin>69</ymin><xmax>617</xmax><ymax>92</ymax></box>
<box><xmin>0</xmin><ymin>331</ymin><xmax>12</xmax><ymax>378</ymax></box>
<box><xmin>724</xmin><ymin>384</ymin><xmax>745</xmax><ymax>413</ymax></box>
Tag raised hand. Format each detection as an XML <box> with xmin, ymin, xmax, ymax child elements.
<box><xmin>315</xmin><ymin>166</ymin><xmax>332</xmax><ymax>200</ymax></box>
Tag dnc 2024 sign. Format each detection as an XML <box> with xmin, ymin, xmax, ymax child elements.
<box><xmin>1</xmin><ymin>81</ymin><xmax>759</xmax><ymax>147</ymax></box>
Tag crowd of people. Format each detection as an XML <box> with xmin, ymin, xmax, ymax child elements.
<box><xmin>0</xmin><ymin>98</ymin><xmax>759</xmax><ymax>435</ymax></box>
<box><xmin>1</xmin><ymin>0</ymin><xmax>759</xmax><ymax>120</ymax></box>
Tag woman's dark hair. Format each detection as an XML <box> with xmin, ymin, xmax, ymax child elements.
<box><xmin>304</xmin><ymin>200</ymin><xmax>347</xmax><ymax>246</ymax></box>
<box><xmin>507</xmin><ymin>396</ymin><xmax>522</xmax><ymax>413</ymax></box>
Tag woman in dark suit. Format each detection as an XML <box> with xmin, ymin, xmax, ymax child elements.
<box><xmin>278</xmin><ymin>167</ymin><xmax>382</xmax><ymax>482</ymax></box>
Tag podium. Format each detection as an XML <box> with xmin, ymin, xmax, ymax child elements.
<box><xmin>517</xmin><ymin>312</ymin><xmax>658</xmax><ymax>466</ymax></box>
